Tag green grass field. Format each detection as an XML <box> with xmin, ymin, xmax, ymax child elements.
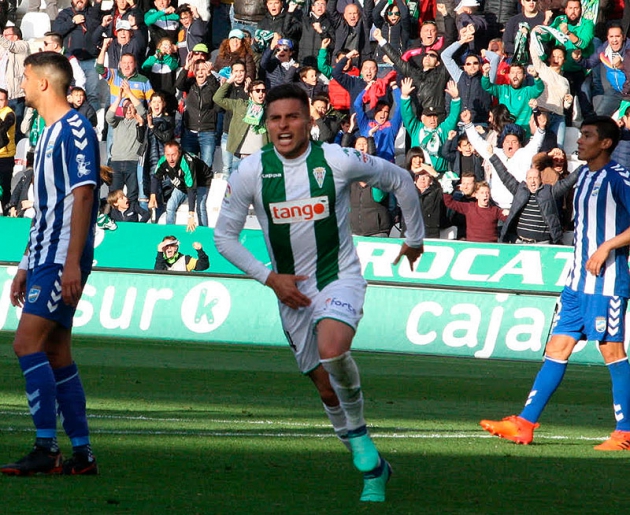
<box><xmin>0</xmin><ymin>335</ymin><xmax>628</xmax><ymax>515</ymax></box>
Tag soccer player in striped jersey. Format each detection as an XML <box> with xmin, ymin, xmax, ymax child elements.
<box><xmin>1</xmin><ymin>52</ymin><xmax>100</xmax><ymax>476</ymax></box>
<box><xmin>481</xmin><ymin>116</ymin><xmax>630</xmax><ymax>451</ymax></box>
<box><xmin>215</xmin><ymin>84</ymin><xmax>425</xmax><ymax>502</ymax></box>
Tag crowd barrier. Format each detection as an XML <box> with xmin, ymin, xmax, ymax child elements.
<box><xmin>0</xmin><ymin>218</ymin><xmax>616</xmax><ymax>365</ymax></box>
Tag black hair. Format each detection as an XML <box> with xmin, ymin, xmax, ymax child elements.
<box><xmin>405</xmin><ymin>146</ymin><xmax>425</xmax><ymax>170</ymax></box>
<box><xmin>44</xmin><ymin>31</ymin><xmax>63</xmax><ymax>47</ymax></box>
<box><xmin>498</xmin><ymin>123</ymin><xmax>525</xmax><ymax>147</ymax></box>
<box><xmin>489</xmin><ymin>103</ymin><xmax>516</xmax><ymax>133</ymax></box>
<box><xmin>24</xmin><ymin>51</ymin><xmax>73</xmax><ymax>94</ymax></box>
<box><xmin>266</xmin><ymin>83</ymin><xmax>309</xmax><ymax>112</ymax></box>
<box><xmin>581</xmin><ymin>115</ymin><xmax>621</xmax><ymax>154</ymax></box>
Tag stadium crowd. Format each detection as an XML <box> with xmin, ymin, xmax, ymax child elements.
<box><xmin>1</xmin><ymin>0</ymin><xmax>629</xmax><ymax>244</ymax></box>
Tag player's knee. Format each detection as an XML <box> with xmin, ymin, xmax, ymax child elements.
<box><xmin>321</xmin><ymin>351</ymin><xmax>361</xmax><ymax>401</ymax></box>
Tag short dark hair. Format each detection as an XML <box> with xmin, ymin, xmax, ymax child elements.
<box><xmin>44</xmin><ymin>31</ymin><xmax>63</xmax><ymax>47</ymax></box>
<box><xmin>581</xmin><ymin>115</ymin><xmax>621</xmax><ymax>153</ymax></box>
<box><xmin>164</xmin><ymin>140</ymin><xmax>181</xmax><ymax>151</ymax></box>
<box><xmin>5</xmin><ymin>26</ymin><xmax>21</xmax><ymax>39</ymax></box>
<box><xmin>299</xmin><ymin>66</ymin><xmax>317</xmax><ymax>80</ymax></box>
<box><xmin>549</xmin><ymin>45</ymin><xmax>567</xmax><ymax>58</ymax></box>
<box><xmin>24</xmin><ymin>51</ymin><xmax>73</xmax><ymax>94</ymax></box>
<box><xmin>460</xmin><ymin>171</ymin><xmax>476</xmax><ymax>180</ymax></box>
<box><xmin>0</xmin><ymin>88</ymin><xmax>8</xmax><ymax>100</ymax></box>
<box><xmin>266</xmin><ymin>83</ymin><xmax>309</xmax><ymax>112</ymax></box>
<box><xmin>231</xmin><ymin>60</ymin><xmax>246</xmax><ymax>70</ymax></box>
<box><xmin>374</xmin><ymin>99</ymin><xmax>391</xmax><ymax>114</ymax></box>
<box><xmin>312</xmin><ymin>94</ymin><xmax>330</xmax><ymax>105</ymax></box>
<box><xmin>176</xmin><ymin>3</ymin><xmax>192</xmax><ymax>15</ymax></box>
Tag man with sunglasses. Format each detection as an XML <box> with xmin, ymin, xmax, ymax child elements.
<box><xmin>440</xmin><ymin>25</ymin><xmax>491</xmax><ymax>124</ymax></box>
<box><xmin>214</xmin><ymin>76</ymin><xmax>269</xmax><ymax>166</ymax></box>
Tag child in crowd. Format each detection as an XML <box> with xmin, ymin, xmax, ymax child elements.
<box><xmin>69</xmin><ymin>87</ymin><xmax>97</xmax><ymax>128</ymax></box>
<box><xmin>107</xmin><ymin>190</ymin><xmax>150</xmax><ymax>223</ymax></box>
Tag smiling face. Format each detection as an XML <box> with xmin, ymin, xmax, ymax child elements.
<box><xmin>460</xmin><ymin>176</ymin><xmax>475</xmax><ymax>196</ymax></box>
<box><xmin>119</xmin><ymin>55</ymin><xmax>136</xmax><ymax>77</ymax></box>
<box><xmin>608</xmin><ymin>26</ymin><xmax>624</xmax><ymax>52</ymax></box>
<box><xmin>266</xmin><ymin>97</ymin><xmax>311</xmax><ymax>159</ymax></box>
<box><xmin>229</xmin><ymin>37</ymin><xmax>242</xmax><ymax>53</ymax></box>
<box><xmin>231</xmin><ymin>63</ymin><xmax>246</xmax><ymax>85</ymax></box>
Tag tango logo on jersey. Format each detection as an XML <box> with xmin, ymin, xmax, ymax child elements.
<box><xmin>76</xmin><ymin>154</ymin><xmax>91</xmax><ymax>177</ymax></box>
<box><xmin>591</xmin><ymin>186</ymin><xmax>600</xmax><ymax>197</ymax></box>
<box><xmin>595</xmin><ymin>317</ymin><xmax>606</xmax><ymax>333</ymax></box>
<box><xmin>270</xmin><ymin>196</ymin><xmax>329</xmax><ymax>224</ymax></box>
<box><xmin>325</xmin><ymin>297</ymin><xmax>357</xmax><ymax>315</ymax></box>
<box><xmin>313</xmin><ymin>167</ymin><xmax>326</xmax><ymax>188</ymax></box>
<box><xmin>45</xmin><ymin>143</ymin><xmax>54</xmax><ymax>158</ymax></box>
<box><xmin>28</xmin><ymin>286</ymin><xmax>41</xmax><ymax>303</ymax></box>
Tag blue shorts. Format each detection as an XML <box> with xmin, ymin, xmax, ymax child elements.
<box><xmin>22</xmin><ymin>264</ymin><xmax>89</xmax><ymax>329</ymax></box>
<box><xmin>551</xmin><ymin>288</ymin><xmax>627</xmax><ymax>343</ymax></box>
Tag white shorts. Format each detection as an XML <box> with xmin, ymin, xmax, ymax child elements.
<box><xmin>280</xmin><ymin>277</ymin><xmax>367</xmax><ymax>374</ymax></box>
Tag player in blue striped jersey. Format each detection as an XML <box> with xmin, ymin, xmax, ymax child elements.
<box><xmin>1</xmin><ymin>52</ymin><xmax>100</xmax><ymax>476</ymax></box>
<box><xmin>481</xmin><ymin>116</ymin><xmax>630</xmax><ymax>450</ymax></box>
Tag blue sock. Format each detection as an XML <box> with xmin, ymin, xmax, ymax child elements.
<box><xmin>53</xmin><ymin>363</ymin><xmax>91</xmax><ymax>450</ymax></box>
<box><xmin>607</xmin><ymin>359</ymin><xmax>630</xmax><ymax>431</ymax></box>
<box><xmin>19</xmin><ymin>352</ymin><xmax>57</xmax><ymax>443</ymax></box>
<box><xmin>519</xmin><ymin>356</ymin><xmax>568</xmax><ymax>424</ymax></box>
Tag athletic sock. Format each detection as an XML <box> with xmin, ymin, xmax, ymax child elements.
<box><xmin>53</xmin><ymin>363</ymin><xmax>91</xmax><ymax>450</ymax></box>
<box><xmin>519</xmin><ymin>355</ymin><xmax>568</xmax><ymax>424</ymax></box>
<box><xmin>18</xmin><ymin>352</ymin><xmax>57</xmax><ymax>444</ymax></box>
<box><xmin>320</xmin><ymin>352</ymin><xmax>366</xmax><ymax>431</ymax></box>
<box><xmin>322</xmin><ymin>402</ymin><xmax>351</xmax><ymax>451</ymax></box>
<box><xmin>606</xmin><ymin>358</ymin><xmax>630</xmax><ymax>431</ymax></box>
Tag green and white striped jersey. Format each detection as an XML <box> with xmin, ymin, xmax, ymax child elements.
<box><xmin>215</xmin><ymin>141</ymin><xmax>424</xmax><ymax>292</ymax></box>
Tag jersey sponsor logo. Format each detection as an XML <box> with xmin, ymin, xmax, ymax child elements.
<box><xmin>313</xmin><ymin>167</ymin><xmax>326</xmax><ymax>188</ymax></box>
<box><xmin>325</xmin><ymin>297</ymin><xmax>357</xmax><ymax>315</ymax></box>
<box><xmin>28</xmin><ymin>285</ymin><xmax>41</xmax><ymax>303</ymax></box>
<box><xmin>595</xmin><ymin>316</ymin><xmax>606</xmax><ymax>333</ymax></box>
<box><xmin>591</xmin><ymin>186</ymin><xmax>600</xmax><ymax>197</ymax></box>
<box><xmin>76</xmin><ymin>154</ymin><xmax>91</xmax><ymax>177</ymax></box>
<box><xmin>269</xmin><ymin>196</ymin><xmax>329</xmax><ymax>224</ymax></box>
<box><xmin>262</xmin><ymin>173</ymin><xmax>282</xmax><ymax>179</ymax></box>
<box><xmin>45</xmin><ymin>142</ymin><xmax>54</xmax><ymax>158</ymax></box>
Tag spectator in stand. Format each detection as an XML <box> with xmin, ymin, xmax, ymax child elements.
<box><xmin>441</xmin><ymin>26</ymin><xmax>492</xmax><ymax>124</ymax></box>
<box><xmin>296</xmin><ymin>65</ymin><xmax>327</xmax><ymax>100</ymax></box>
<box><xmin>107</xmin><ymin>190</ymin><xmax>150</xmax><ymax>222</ymax></box>
<box><xmin>92</xmin><ymin>18</ymin><xmax>147</xmax><ymax>71</ymax></box>
<box><xmin>310</xmin><ymin>94</ymin><xmax>339</xmax><ymax>143</ymax></box>
<box><xmin>369</xmin><ymin>0</ymin><xmax>411</xmax><ymax>64</ymax></box>
<box><xmin>105</xmin><ymin>0</ymin><xmax>147</xmax><ymax>43</ymax></box>
<box><xmin>317</xmin><ymin>39</ymin><xmax>360</xmax><ymax>113</ymax></box>
<box><xmin>343</xmin><ymin>126</ymin><xmax>391</xmax><ymax>237</ymax></box>
<box><xmin>154</xmin><ymin>236</ymin><xmax>209</xmax><ymax>272</ymax></box>
<box><xmin>574</xmin><ymin>23</ymin><xmax>629</xmax><ymax>117</ymax></box>
<box><xmin>106</xmin><ymin>82</ymin><xmax>146</xmax><ymax>209</ymax></box>
<box><xmin>53</xmin><ymin>0</ymin><xmax>102</xmax><ymax>110</ymax></box>
<box><xmin>0</xmin><ymin>26</ymin><xmax>28</xmax><ymax>140</ymax></box>
<box><xmin>543</xmin><ymin>0</ymin><xmax>595</xmax><ymax>120</ymax></box>
<box><xmin>218</xmin><ymin>61</ymin><xmax>249</xmax><ymax>176</ymax></box>
<box><xmin>214</xmin><ymin>29</ymin><xmax>257</xmax><ymax>80</ymax></box>
<box><xmin>353</xmin><ymin>80</ymin><xmax>402</xmax><ymax>162</ymax></box>
<box><xmin>481</xmin><ymin>60</ymin><xmax>544</xmax><ymax>138</ymax></box>
<box><xmin>149</xmin><ymin>140</ymin><xmax>207</xmax><ymax>231</ymax></box>
<box><xmin>332</xmin><ymin>49</ymin><xmax>378</xmax><ymax>108</ymax></box>
<box><xmin>374</xmin><ymin>30</ymin><xmax>449</xmax><ymax>117</ymax></box>
<box><xmin>144</xmin><ymin>0</ymin><xmax>180</xmax><ymax>51</ymax></box>
<box><xmin>213</xmin><ymin>77</ymin><xmax>269</xmax><ymax>166</ymax></box>
<box><xmin>488</xmin><ymin>151</ymin><xmax>579</xmax><ymax>244</ymax></box>
<box><xmin>257</xmin><ymin>0</ymin><xmax>301</xmax><ymax>43</ymax></box>
<box><xmin>141</xmin><ymin>37</ymin><xmax>179</xmax><ymax>111</ymax></box>
<box><xmin>7</xmin><ymin>167</ymin><xmax>34</xmax><ymax>218</ymax></box>
<box><xmin>402</xmin><ymin>18</ymin><xmax>456</xmax><ymax>62</ymax></box>
<box><xmin>327</xmin><ymin>0</ymin><xmax>373</xmax><ymax>64</ymax></box>
<box><xmin>502</xmin><ymin>0</ymin><xmax>548</xmax><ymax>59</ymax></box>
<box><xmin>529</xmin><ymin>30</ymin><xmax>573</xmax><ymax>148</ymax></box>
<box><xmin>175</xmin><ymin>56</ymin><xmax>220</xmax><ymax>174</ymax></box>
<box><xmin>463</xmin><ymin>108</ymin><xmax>547</xmax><ymax>210</ymax></box>
<box><xmin>400</xmin><ymin>77</ymin><xmax>461</xmax><ymax>174</ymax></box>
<box><xmin>453</xmin><ymin>0</ymin><xmax>488</xmax><ymax>53</ymax></box>
<box><xmin>140</xmin><ymin>91</ymin><xmax>174</xmax><ymax>208</ymax></box>
<box><xmin>443</xmin><ymin>180</ymin><xmax>507</xmax><ymax>242</ymax></box>
<box><xmin>294</xmin><ymin>0</ymin><xmax>334</xmax><ymax>67</ymax></box>
<box><xmin>97</xmin><ymin>41</ymin><xmax>155</xmax><ymax>109</ymax></box>
<box><xmin>408</xmin><ymin>150</ymin><xmax>445</xmax><ymax>239</ymax></box>
<box><xmin>176</xmin><ymin>3</ymin><xmax>206</xmax><ymax>64</ymax></box>
<box><xmin>448</xmin><ymin>170</ymin><xmax>477</xmax><ymax>239</ymax></box>
<box><xmin>43</xmin><ymin>32</ymin><xmax>87</xmax><ymax>90</ymax></box>
<box><xmin>441</xmin><ymin>130</ymin><xmax>484</xmax><ymax>181</ymax></box>
<box><xmin>68</xmin><ymin>87</ymin><xmax>97</xmax><ymax>128</ymax></box>
<box><xmin>0</xmin><ymin>87</ymin><xmax>15</xmax><ymax>215</ymax></box>
<box><xmin>260</xmin><ymin>35</ymin><xmax>299</xmax><ymax>89</ymax></box>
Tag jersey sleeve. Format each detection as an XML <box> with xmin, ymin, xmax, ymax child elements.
<box><xmin>330</xmin><ymin>144</ymin><xmax>425</xmax><ymax>246</ymax></box>
<box><xmin>214</xmin><ymin>156</ymin><xmax>273</xmax><ymax>285</ymax></box>
<box><xmin>64</xmin><ymin>114</ymin><xmax>99</xmax><ymax>190</ymax></box>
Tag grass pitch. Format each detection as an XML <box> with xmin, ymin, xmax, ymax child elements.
<box><xmin>0</xmin><ymin>335</ymin><xmax>627</xmax><ymax>515</ymax></box>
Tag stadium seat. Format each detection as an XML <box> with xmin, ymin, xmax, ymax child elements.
<box><xmin>564</xmin><ymin>127</ymin><xmax>580</xmax><ymax>158</ymax></box>
<box><xmin>13</xmin><ymin>138</ymin><xmax>29</xmax><ymax>176</ymax></box>
<box><xmin>20</xmin><ymin>12</ymin><xmax>51</xmax><ymax>40</ymax></box>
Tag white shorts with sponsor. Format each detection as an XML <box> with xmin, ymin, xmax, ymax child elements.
<box><xmin>279</xmin><ymin>277</ymin><xmax>367</xmax><ymax>374</ymax></box>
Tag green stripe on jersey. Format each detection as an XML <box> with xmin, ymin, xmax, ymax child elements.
<box><xmin>307</xmin><ymin>141</ymin><xmax>340</xmax><ymax>290</ymax></box>
<box><xmin>260</xmin><ymin>144</ymin><xmax>295</xmax><ymax>275</ymax></box>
